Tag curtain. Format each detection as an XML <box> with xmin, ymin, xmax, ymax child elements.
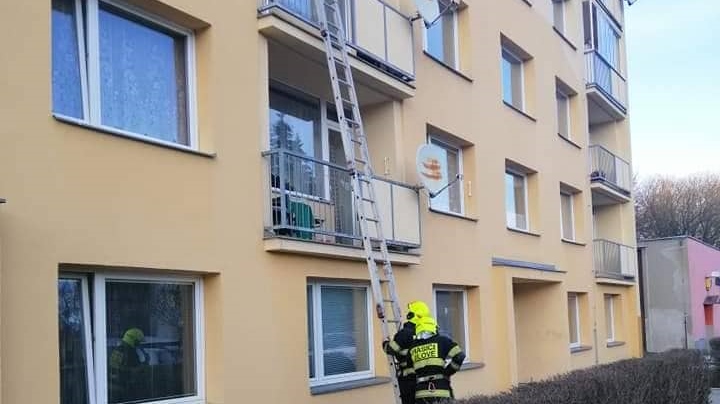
<box><xmin>52</xmin><ymin>0</ymin><xmax>84</xmax><ymax>119</ymax></box>
<box><xmin>320</xmin><ymin>286</ymin><xmax>369</xmax><ymax>376</ymax></box>
<box><xmin>436</xmin><ymin>291</ymin><xmax>465</xmax><ymax>345</ymax></box>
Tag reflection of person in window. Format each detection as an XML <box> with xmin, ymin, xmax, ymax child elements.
<box><xmin>109</xmin><ymin>328</ymin><xmax>147</xmax><ymax>402</ymax></box>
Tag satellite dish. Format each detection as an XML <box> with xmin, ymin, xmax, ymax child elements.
<box><xmin>416</xmin><ymin>143</ymin><xmax>448</xmax><ymax>196</ymax></box>
<box><xmin>415</xmin><ymin>0</ymin><xmax>440</xmax><ymax>28</ymax></box>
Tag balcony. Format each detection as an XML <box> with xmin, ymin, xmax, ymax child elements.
<box><xmin>590</xmin><ymin>145</ymin><xmax>631</xmax><ymax>205</ymax></box>
<box><xmin>262</xmin><ymin>149</ymin><xmax>421</xmax><ymax>264</ymax></box>
<box><xmin>585</xmin><ymin>50</ymin><xmax>627</xmax><ymax>124</ymax></box>
<box><xmin>257</xmin><ymin>0</ymin><xmax>415</xmax><ymax>100</ymax></box>
<box><xmin>597</xmin><ymin>0</ymin><xmax>624</xmax><ymax>27</ymax></box>
<box><xmin>594</xmin><ymin>239</ymin><xmax>637</xmax><ymax>280</ymax></box>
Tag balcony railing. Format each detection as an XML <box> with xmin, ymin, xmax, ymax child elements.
<box><xmin>594</xmin><ymin>239</ymin><xmax>637</xmax><ymax>279</ymax></box>
<box><xmin>590</xmin><ymin>145</ymin><xmax>631</xmax><ymax>196</ymax></box>
<box><xmin>262</xmin><ymin>149</ymin><xmax>421</xmax><ymax>249</ymax></box>
<box><xmin>258</xmin><ymin>0</ymin><xmax>415</xmax><ymax>82</ymax></box>
<box><xmin>585</xmin><ymin>50</ymin><xmax>627</xmax><ymax>112</ymax></box>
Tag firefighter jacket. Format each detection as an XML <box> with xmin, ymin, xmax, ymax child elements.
<box><xmin>409</xmin><ymin>333</ymin><xmax>466</xmax><ymax>400</ymax></box>
<box><xmin>383</xmin><ymin>322</ymin><xmax>416</xmax><ymax>379</ymax></box>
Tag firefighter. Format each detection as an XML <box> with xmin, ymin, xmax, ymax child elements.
<box><xmin>109</xmin><ymin>328</ymin><xmax>147</xmax><ymax>402</ymax></box>
<box><xmin>383</xmin><ymin>301</ymin><xmax>431</xmax><ymax>404</ymax></box>
<box><xmin>409</xmin><ymin>316</ymin><xmax>466</xmax><ymax>403</ymax></box>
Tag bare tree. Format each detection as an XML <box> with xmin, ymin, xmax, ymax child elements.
<box><xmin>635</xmin><ymin>173</ymin><xmax>720</xmax><ymax>247</ymax></box>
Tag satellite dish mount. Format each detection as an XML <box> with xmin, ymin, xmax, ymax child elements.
<box><xmin>415</xmin><ymin>144</ymin><xmax>463</xmax><ymax>199</ymax></box>
<box><xmin>413</xmin><ymin>0</ymin><xmax>460</xmax><ymax>29</ymax></box>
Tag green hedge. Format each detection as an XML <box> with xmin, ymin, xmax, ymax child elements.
<box><xmin>453</xmin><ymin>350</ymin><xmax>709</xmax><ymax>404</ymax></box>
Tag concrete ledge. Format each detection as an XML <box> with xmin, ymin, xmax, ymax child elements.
<box><xmin>265</xmin><ymin>237</ymin><xmax>420</xmax><ymax>266</ymax></box>
<box><xmin>595</xmin><ymin>275</ymin><xmax>635</xmax><ymax>286</ymax></box>
<box><xmin>607</xmin><ymin>341</ymin><xmax>626</xmax><ymax>348</ymax></box>
<box><xmin>311</xmin><ymin>377</ymin><xmax>391</xmax><ymax>395</ymax></box>
<box><xmin>492</xmin><ymin>257</ymin><xmax>562</xmax><ymax>273</ymax></box>
<box><xmin>571</xmin><ymin>345</ymin><xmax>593</xmax><ymax>354</ymax></box>
<box><xmin>460</xmin><ymin>362</ymin><xmax>485</xmax><ymax>371</ymax></box>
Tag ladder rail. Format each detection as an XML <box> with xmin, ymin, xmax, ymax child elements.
<box><xmin>314</xmin><ymin>1</ymin><xmax>405</xmax><ymax>403</ymax></box>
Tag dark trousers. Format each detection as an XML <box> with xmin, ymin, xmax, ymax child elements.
<box><xmin>399</xmin><ymin>377</ymin><xmax>416</xmax><ymax>404</ymax></box>
<box><xmin>416</xmin><ymin>398</ymin><xmax>447</xmax><ymax>404</ymax></box>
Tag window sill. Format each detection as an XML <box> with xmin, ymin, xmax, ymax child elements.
<box><xmin>507</xmin><ymin>227</ymin><xmax>541</xmax><ymax>237</ymax></box>
<box><xmin>558</xmin><ymin>134</ymin><xmax>582</xmax><ymax>150</ymax></box>
<box><xmin>53</xmin><ymin>114</ymin><xmax>217</xmax><ymax>158</ymax></box>
<box><xmin>460</xmin><ymin>362</ymin><xmax>485</xmax><ymax>371</ymax></box>
<box><xmin>519</xmin><ymin>0</ymin><xmax>532</xmax><ymax>6</ymax></box>
<box><xmin>562</xmin><ymin>238</ymin><xmax>586</xmax><ymax>247</ymax></box>
<box><xmin>502</xmin><ymin>101</ymin><xmax>537</xmax><ymax>122</ymax></box>
<box><xmin>553</xmin><ymin>27</ymin><xmax>578</xmax><ymax>51</ymax></box>
<box><xmin>429</xmin><ymin>208</ymin><xmax>478</xmax><ymax>222</ymax></box>
<box><xmin>423</xmin><ymin>51</ymin><xmax>474</xmax><ymax>83</ymax></box>
<box><xmin>607</xmin><ymin>341</ymin><xmax>626</xmax><ymax>348</ymax></box>
<box><xmin>310</xmin><ymin>376</ymin><xmax>391</xmax><ymax>395</ymax></box>
<box><xmin>571</xmin><ymin>345</ymin><xmax>593</xmax><ymax>354</ymax></box>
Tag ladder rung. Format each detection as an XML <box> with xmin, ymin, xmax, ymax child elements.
<box><xmin>362</xmin><ymin>216</ymin><xmax>380</xmax><ymax>223</ymax></box>
<box><xmin>354</xmin><ymin>158</ymin><xmax>367</xmax><ymax>164</ymax></box>
<box><xmin>362</xmin><ymin>197</ymin><xmax>375</xmax><ymax>203</ymax></box>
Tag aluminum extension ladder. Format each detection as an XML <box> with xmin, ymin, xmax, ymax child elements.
<box><xmin>313</xmin><ymin>1</ymin><xmax>404</xmax><ymax>403</ymax></box>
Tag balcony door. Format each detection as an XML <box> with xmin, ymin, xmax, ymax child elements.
<box><xmin>327</xmin><ymin>122</ymin><xmax>355</xmax><ymax>243</ymax></box>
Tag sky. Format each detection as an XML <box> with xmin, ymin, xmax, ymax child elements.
<box><xmin>625</xmin><ymin>0</ymin><xmax>720</xmax><ymax>178</ymax></box>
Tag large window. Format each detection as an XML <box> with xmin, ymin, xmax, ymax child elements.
<box><xmin>568</xmin><ymin>293</ymin><xmax>581</xmax><ymax>348</ymax></box>
<box><xmin>434</xmin><ymin>288</ymin><xmax>468</xmax><ymax>358</ymax></box>
<box><xmin>307</xmin><ymin>282</ymin><xmax>372</xmax><ymax>385</ymax></box>
<box><xmin>424</xmin><ymin>0</ymin><xmax>459</xmax><ymax>68</ymax></box>
<box><xmin>52</xmin><ymin>0</ymin><xmax>196</xmax><ymax>147</ymax></box>
<box><xmin>428</xmin><ymin>137</ymin><xmax>464</xmax><ymax>215</ymax></box>
<box><xmin>556</xmin><ymin>89</ymin><xmax>571</xmax><ymax>138</ymax></box>
<box><xmin>58</xmin><ymin>273</ymin><xmax>203</xmax><ymax>404</ymax></box>
<box><xmin>560</xmin><ymin>191</ymin><xmax>575</xmax><ymax>240</ymax></box>
<box><xmin>501</xmin><ymin>49</ymin><xmax>524</xmax><ymax>110</ymax></box>
<box><xmin>505</xmin><ymin>171</ymin><xmax>528</xmax><ymax>230</ymax></box>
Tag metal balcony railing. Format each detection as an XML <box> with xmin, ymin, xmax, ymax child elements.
<box><xmin>262</xmin><ymin>149</ymin><xmax>421</xmax><ymax>249</ymax></box>
<box><xmin>594</xmin><ymin>239</ymin><xmax>637</xmax><ymax>279</ymax></box>
<box><xmin>258</xmin><ymin>0</ymin><xmax>415</xmax><ymax>81</ymax></box>
<box><xmin>590</xmin><ymin>145</ymin><xmax>631</xmax><ymax>196</ymax></box>
<box><xmin>585</xmin><ymin>50</ymin><xmax>627</xmax><ymax>112</ymax></box>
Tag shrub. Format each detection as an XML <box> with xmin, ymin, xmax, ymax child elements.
<box><xmin>452</xmin><ymin>349</ymin><xmax>709</xmax><ymax>404</ymax></box>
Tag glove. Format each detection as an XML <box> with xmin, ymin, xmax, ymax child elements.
<box><xmin>382</xmin><ymin>340</ymin><xmax>390</xmax><ymax>352</ymax></box>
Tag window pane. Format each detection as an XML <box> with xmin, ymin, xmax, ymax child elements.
<box><xmin>436</xmin><ymin>291</ymin><xmax>465</xmax><ymax>347</ymax></box>
<box><xmin>321</xmin><ymin>286</ymin><xmax>369</xmax><ymax>376</ymax></box>
<box><xmin>568</xmin><ymin>294</ymin><xmax>579</xmax><ymax>345</ymax></box>
<box><xmin>605</xmin><ymin>295</ymin><xmax>614</xmax><ymax>341</ymax></box>
<box><xmin>58</xmin><ymin>278</ymin><xmax>91</xmax><ymax>404</ymax></box>
<box><xmin>426</xmin><ymin>1</ymin><xmax>456</xmax><ymax>67</ymax></box>
<box><xmin>52</xmin><ymin>0</ymin><xmax>84</xmax><ymax>118</ymax></box>
<box><xmin>99</xmin><ymin>5</ymin><xmax>189</xmax><ymax>144</ymax></box>
<box><xmin>269</xmin><ymin>89</ymin><xmax>324</xmax><ymax>198</ymax></box>
<box><xmin>513</xmin><ymin>175</ymin><xmax>527</xmax><ymax>229</ymax></box>
<box><xmin>429</xmin><ymin>139</ymin><xmax>462</xmax><ymax>214</ymax></box>
<box><xmin>556</xmin><ymin>91</ymin><xmax>570</xmax><ymax>137</ymax></box>
<box><xmin>553</xmin><ymin>1</ymin><xmax>565</xmax><ymax>32</ymax></box>
<box><xmin>106</xmin><ymin>281</ymin><xmax>196</xmax><ymax>404</ymax></box>
<box><xmin>501</xmin><ymin>56</ymin><xmax>513</xmax><ymax>105</ymax></box>
<box><xmin>307</xmin><ymin>285</ymin><xmax>315</xmax><ymax>379</ymax></box>
<box><xmin>561</xmin><ymin>193</ymin><xmax>574</xmax><ymax>239</ymax></box>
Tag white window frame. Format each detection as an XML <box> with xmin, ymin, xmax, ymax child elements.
<box><xmin>54</xmin><ymin>0</ymin><xmax>198</xmax><ymax>149</ymax></box>
<box><xmin>505</xmin><ymin>169</ymin><xmax>530</xmax><ymax>231</ymax></box>
<box><xmin>560</xmin><ymin>191</ymin><xmax>575</xmax><ymax>241</ymax></box>
<box><xmin>427</xmin><ymin>136</ymin><xmax>465</xmax><ymax>216</ymax></box>
<box><xmin>422</xmin><ymin>4</ymin><xmax>460</xmax><ymax>69</ymax></box>
<box><xmin>58</xmin><ymin>273</ymin><xmax>205</xmax><ymax>404</ymax></box>
<box><xmin>501</xmin><ymin>48</ymin><xmax>525</xmax><ymax>111</ymax></box>
<box><xmin>432</xmin><ymin>287</ymin><xmax>470</xmax><ymax>362</ymax></box>
<box><xmin>568</xmin><ymin>293</ymin><xmax>581</xmax><ymax>349</ymax></box>
<box><xmin>307</xmin><ymin>281</ymin><xmax>374</xmax><ymax>386</ymax></box>
<box><xmin>605</xmin><ymin>294</ymin><xmax>616</xmax><ymax>342</ymax></box>
<box><xmin>556</xmin><ymin>88</ymin><xmax>571</xmax><ymax>139</ymax></box>
<box><xmin>553</xmin><ymin>0</ymin><xmax>567</xmax><ymax>34</ymax></box>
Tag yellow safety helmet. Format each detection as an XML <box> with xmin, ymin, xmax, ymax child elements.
<box><xmin>407</xmin><ymin>300</ymin><xmax>431</xmax><ymax>325</ymax></box>
<box><xmin>122</xmin><ymin>328</ymin><xmax>145</xmax><ymax>347</ymax></box>
<box><xmin>415</xmin><ymin>316</ymin><xmax>438</xmax><ymax>336</ymax></box>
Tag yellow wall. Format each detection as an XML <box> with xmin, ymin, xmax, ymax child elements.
<box><xmin>0</xmin><ymin>0</ymin><xmax>640</xmax><ymax>403</ymax></box>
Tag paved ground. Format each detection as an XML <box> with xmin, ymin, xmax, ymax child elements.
<box><xmin>712</xmin><ymin>388</ymin><xmax>720</xmax><ymax>403</ymax></box>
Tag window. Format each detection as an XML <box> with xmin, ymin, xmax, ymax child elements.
<box><xmin>424</xmin><ymin>0</ymin><xmax>459</xmax><ymax>68</ymax></box>
<box><xmin>501</xmin><ymin>49</ymin><xmax>524</xmax><ymax>110</ymax></box>
<box><xmin>505</xmin><ymin>171</ymin><xmax>528</xmax><ymax>230</ymax></box>
<box><xmin>52</xmin><ymin>0</ymin><xmax>196</xmax><ymax>147</ymax></box>
<box><xmin>605</xmin><ymin>294</ymin><xmax>616</xmax><ymax>342</ymax></box>
<box><xmin>58</xmin><ymin>273</ymin><xmax>204</xmax><ymax>404</ymax></box>
<box><xmin>560</xmin><ymin>192</ymin><xmax>575</xmax><ymax>240</ymax></box>
<box><xmin>553</xmin><ymin>0</ymin><xmax>567</xmax><ymax>33</ymax></box>
<box><xmin>307</xmin><ymin>282</ymin><xmax>372</xmax><ymax>385</ymax></box>
<box><xmin>568</xmin><ymin>293</ymin><xmax>580</xmax><ymax>348</ymax></box>
<box><xmin>428</xmin><ymin>137</ymin><xmax>464</xmax><ymax>215</ymax></box>
<box><xmin>556</xmin><ymin>90</ymin><xmax>570</xmax><ymax>138</ymax></box>
<box><xmin>434</xmin><ymin>289</ymin><xmax>468</xmax><ymax>358</ymax></box>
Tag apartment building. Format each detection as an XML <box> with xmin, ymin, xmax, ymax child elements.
<box><xmin>0</xmin><ymin>0</ymin><xmax>640</xmax><ymax>403</ymax></box>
